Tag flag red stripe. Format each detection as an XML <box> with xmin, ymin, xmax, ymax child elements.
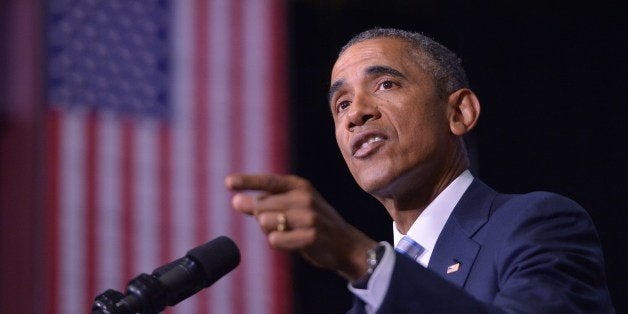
<box><xmin>193</xmin><ymin>1</ymin><xmax>210</xmax><ymax>312</ymax></box>
<box><xmin>159</xmin><ymin>123</ymin><xmax>172</xmax><ymax>266</ymax></box>
<box><xmin>45</xmin><ymin>110</ymin><xmax>61</xmax><ymax>313</ymax></box>
<box><xmin>230</xmin><ymin>2</ymin><xmax>246</xmax><ymax>313</ymax></box>
<box><xmin>268</xmin><ymin>1</ymin><xmax>291</xmax><ymax>313</ymax></box>
<box><xmin>86</xmin><ymin>112</ymin><xmax>98</xmax><ymax>311</ymax></box>
<box><xmin>161</xmin><ymin>120</ymin><xmax>176</xmax><ymax>314</ymax></box>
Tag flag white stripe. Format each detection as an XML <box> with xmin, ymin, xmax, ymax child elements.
<box><xmin>171</xmin><ymin>0</ymin><xmax>195</xmax><ymax>257</ymax></box>
<box><xmin>59</xmin><ymin>109</ymin><xmax>87</xmax><ymax>314</ymax></box>
<box><xmin>133</xmin><ymin>119</ymin><xmax>160</xmax><ymax>273</ymax></box>
<box><xmin>207</xmin><ymin>0</ymin><xmax>235</xmax><ymax>313</ymax></box>
<box><xmin>96</xmin><ymin>112</ymin><xmax>124</xmax><ymax>292</ymax></box>
<box><xmin>170</xmin><ymin>0</ymin><xmax>197</xmax><ymax>312</ymax></box>
<box><xmin>242</xmin><ymin>1</ymin><xmax>272</xmax><ymax>313</ymax></box>
<box><xmin>207</xmin><ymin>0</ymin><xmax>232</xmax><ymax>242</ymax></box>
<box><xmin>243</xmin><ymin>0</ymin><xmax>271</xmax><ymax>170</ymax></box>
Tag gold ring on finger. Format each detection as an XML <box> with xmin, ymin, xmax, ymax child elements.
<box><xmin>277</xmin><ymin>212</ymin><xmax>287</xmax><ymax>232</ymax></box>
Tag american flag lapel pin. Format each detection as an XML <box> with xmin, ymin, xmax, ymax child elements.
<box><xmin>446</xmin><ymin>262</ymin><xmax>461</xmax><ymax>274</ymax></box>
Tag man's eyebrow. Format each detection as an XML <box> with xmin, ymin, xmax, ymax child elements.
<box><xmin>327</xmin><ymin>65</ymin><xmax>406</xmax><ymax>102</ymax></box>
<box><xmin>328</xmin><ymin>79</ymin><xmax>345</xmax><ymax>103</ymax></box>
<box><xmin>365</xmin><ymin>65</ymin><xmax>406</xmax><ymax>79</ymax></box>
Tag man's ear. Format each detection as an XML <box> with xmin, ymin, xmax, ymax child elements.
<box><xmin>447</xmin><ymin>89</ymin><xmax>480</xmax><ymax>136</ymax></box>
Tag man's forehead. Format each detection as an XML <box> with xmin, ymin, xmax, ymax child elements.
<box><xmin>331</xmin><ymin>38</ymin><xmax>409</xmax><ymax>79</ymax></box>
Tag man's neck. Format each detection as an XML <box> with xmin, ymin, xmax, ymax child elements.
<box><xmin>378</xmin><ymin>157</ymin><xmax>469</xmax><ymax>234</ymax></box>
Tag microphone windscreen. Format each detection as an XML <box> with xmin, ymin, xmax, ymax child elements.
<box><xmin>186</xmin><ymin>236</ymin><xmax>241</xmax><ymax>287</ymax></box>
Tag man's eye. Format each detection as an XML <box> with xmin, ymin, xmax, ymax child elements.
<box><xmin>337</xmin><ymin>100</ymin><xmax>351</xmax><ymax>112</ymax></box>
<box><xmin>379</xmin><ymin>80</ymin><xmax>395</xmax><ymax>90</ymax></box>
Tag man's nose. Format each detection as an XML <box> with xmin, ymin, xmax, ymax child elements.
<box><xmin>347</xmin><ymin>92</ymin><xmax>381</xmax><ymax>130</ymax></box>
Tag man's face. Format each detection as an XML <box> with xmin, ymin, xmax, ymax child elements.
<box><xmin>329</xmin><ymin>38</ymin><xmax>454</xmax><ymax>196</ymax></box>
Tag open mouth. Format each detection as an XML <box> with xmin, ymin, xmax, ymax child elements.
<box><xmin>351</xmin><ymin>132</ymin><xmax>388</xmax><ymax>158</ymax></box>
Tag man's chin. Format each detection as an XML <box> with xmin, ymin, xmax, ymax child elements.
<box><xmin>354</xmin><ymin>173</ymin><xmax>394</xmax><ymax>195</ymax></box>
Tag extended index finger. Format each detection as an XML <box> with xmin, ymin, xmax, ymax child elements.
<box><xmin>225</xmin><ymin>173</ymin><xmax>308</xmax><ymax>193</ymax></box>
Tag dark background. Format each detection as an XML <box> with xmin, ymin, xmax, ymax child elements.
<box><xmin>287</xmin><ymin>1</ymin><xmax>627</xmax><ymax>313</ymax></box>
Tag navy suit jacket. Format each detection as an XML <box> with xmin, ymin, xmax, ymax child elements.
<box><xmin>350</xmin><ymin>179</ymin><xmax>614</xmax><ymax>313</ymax></box>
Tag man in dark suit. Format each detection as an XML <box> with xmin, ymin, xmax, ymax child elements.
<box><xmin>226</xmin><ymin>28</ymin><xmax>614</xmax><ymax>313</ymax></box>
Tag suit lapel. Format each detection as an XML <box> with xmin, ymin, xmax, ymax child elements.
<box><xmin>428</xmin><ymin>179</ymin><xmax>496</xmax><ymax>288</ymax></box>
<box><xmin>428</xmin><ymin>223</ymin><xmax>480</xmax><ymax>287</ymax></box>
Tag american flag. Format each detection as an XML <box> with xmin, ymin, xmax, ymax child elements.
<box><xmin>43</xmin><ymin>0</ymin><xmax>290</xmax><ymax>313</ymax></box>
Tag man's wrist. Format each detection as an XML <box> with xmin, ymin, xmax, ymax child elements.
<box><xmin>352</xmin><ymin>243</ymin><xmax>387</xmax><ymax>288</ymax></box>
<box><xmin>366</xmin><ymin>243</ymin><xmax>387</xmax><ymax>274</ymax></box>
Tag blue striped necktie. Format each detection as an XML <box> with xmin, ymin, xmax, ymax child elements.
<box><xmin>395</xmin><ymin>236</ymin><xmax>424</xmax><ymax>262</ymax></box>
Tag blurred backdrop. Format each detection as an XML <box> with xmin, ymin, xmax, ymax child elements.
<box><xmin>1</xmin><ymin>0</ymin><xmax>626</xmax><ymax>313</ymax></box>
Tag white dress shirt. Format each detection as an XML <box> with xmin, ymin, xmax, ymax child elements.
<box><xmin>392</xmin><ymin>170</ymin><xmax>474</xmax><ymax>267</ymax></box>
<box><xmin>349</xmin><ymin>170</ymin><xmax>474</xmax><ymax>313</ymax></box>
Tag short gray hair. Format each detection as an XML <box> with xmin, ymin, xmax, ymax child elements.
<box><xmin>340</xmin><ymin>27</ymin><xmax>469</xmax><ymax>97</ymax></box>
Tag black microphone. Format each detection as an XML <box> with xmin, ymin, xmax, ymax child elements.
<box><xmin>92</xmin><ymin>235</ymin><xmax>240</xmax><ymax>314</ymax></box>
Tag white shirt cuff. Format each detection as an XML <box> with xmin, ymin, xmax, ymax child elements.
<box><xmin>347</xmin><ymin>241</ymin><xmax>395</xmax><ymax>314</ymax></box>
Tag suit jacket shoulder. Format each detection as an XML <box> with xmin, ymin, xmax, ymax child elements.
<box><xmin>367</xmin><ymin>179</ymin><xmax>614</xmax><ymax>314</ymax></box>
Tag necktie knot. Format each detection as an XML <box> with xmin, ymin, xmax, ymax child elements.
<box><xmin>395</xmin><ymin>236</ymin><xmax>424</xmax><ymax>262</ymax></box>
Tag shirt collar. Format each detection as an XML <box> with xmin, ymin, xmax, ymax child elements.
<box><xmin>392</xmin><ymin>170</ymin><xmax>474</xmax><ymax>267</ymax></box>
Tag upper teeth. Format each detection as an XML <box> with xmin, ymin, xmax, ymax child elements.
<box><xmin>360</xmin><ymin>136</ymin><xmax>383</xmax><ymax>148</ymax></box>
